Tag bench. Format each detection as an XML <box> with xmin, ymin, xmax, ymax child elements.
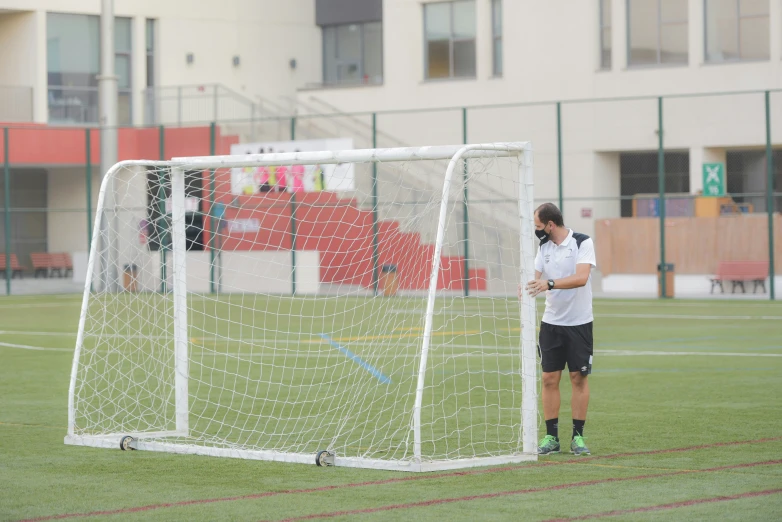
<box><xmin>31</xmin><ymin>252</ymin><xmax>73</xmax><ymax>278</ymax></box>
<box><xmin>710</xmin><ymin>261</ymin><xmax>769</xmax><ymax>294</ymax></box>
<box><xmin>51</xmin><ymin>252</ymin><xmax>73</xmax><ymax>277</ymax></box>
<box><xmin>0</xmin><ymin>254</ymin><xmax>24</xmax><ymax>279</ymax></box>
<box><xmin>30</xmin><ymin>252</ymin><xmax>54</xmax><ymax>278</ymax></box>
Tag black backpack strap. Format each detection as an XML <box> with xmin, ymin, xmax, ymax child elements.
<box><xmin>572</xmin><ymin>232</ymin><xmax>590</xmax><ymax>248</ymax></box>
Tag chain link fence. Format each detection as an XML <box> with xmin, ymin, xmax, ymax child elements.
<box><xmin>2</xmin><ymin>90</ymin><xmax>780</xmax><ymax>298</ymax></box>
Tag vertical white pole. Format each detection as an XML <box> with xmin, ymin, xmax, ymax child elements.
<box><xmin>171</xmin><ymin>166</ymin><xmax>189</xmax><ymax>434</ymax></box>
<box><xmin>68</xmin><ymin>164</ymin><xmax>122</xmax><ymax>436</ymax></box>
<box><xmin>99</xmin><ymin>0</ymin><xmax>118</xmax><ymax>292</ymax></box>
<box><xmin>413</xmin><ymin>146</ymin><xmax>470</xmax><ymax>463</ymax></box>
<box><xmin>519</xmin><ymin>145</ymin><xmax>538</xmax><ymax>455</ymax></box>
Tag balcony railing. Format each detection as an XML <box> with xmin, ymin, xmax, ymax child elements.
<box><xmin>0</xmin><ymin>85</ymin><xmax>33</xmax><ymax>122</ymax></box>
<box><xmin>48</xmin><ymin>86</ymin><xmax>132</xmax><ymax>125</ymax></box>
<box><xmin>143</xmin><ymin>84</ymin><xmax>279</xmax><ymax>126</ymax></box>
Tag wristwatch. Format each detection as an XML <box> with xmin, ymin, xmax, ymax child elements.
<box><xmin>547</xmin><ymin>279</ymin><xmax>555</xmax><ymax>290</ymax></box>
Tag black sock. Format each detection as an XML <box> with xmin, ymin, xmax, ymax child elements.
<box><xmin>572</xmin><ymin>419</ymin><xmax>585</xmax><ymax>439</ymax></box>
<box><xmin>546</xmin><ymin>418</ymin><xmax>559</xmax><ymax>440</ymax></box>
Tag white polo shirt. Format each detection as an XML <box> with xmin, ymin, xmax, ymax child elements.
<box><xmin>534</xmin><ymin>229</ymin><xmax>597</xmax><ymax>326</ymax></box>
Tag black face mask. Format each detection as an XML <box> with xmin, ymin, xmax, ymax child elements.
<box><xmin>535</xmin><ymin>227</ymin><xmax>549</xmax><ymax>242</ymax></box>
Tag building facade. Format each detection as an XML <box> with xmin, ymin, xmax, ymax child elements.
<box><xmin>1</xmin><ymin>0</ymin><xmax>781</xmax><ymax>290</ymax></box>
<box><xmin>304</xmin><ymin>0</ymin><xmax>782</xmax><ymax>234</ymax></box>
<box><xmin>0</xmin><ymin>0</ymin><xmax>321</xmax><ymax>125</ymax></box>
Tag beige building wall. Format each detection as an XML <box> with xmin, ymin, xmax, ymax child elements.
<box><xmin>0</xmin><ymin>0</ymin><xmax>321</xmax><ymax>124</ymax></box>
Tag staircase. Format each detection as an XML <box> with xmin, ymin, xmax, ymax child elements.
<box><xmin>161</xmin><ymin>86</ymin><xmax>524</xmax><ymax>293</ymax></box>
<box><xmin>206</xmin><ymin>190</ymin><xmax>486</xmax><ymax>292</ymax></box>
<box><xmin>288</xmin><ymin>95</ymin><xmax>523</xmax><ymax>292</ymax></box>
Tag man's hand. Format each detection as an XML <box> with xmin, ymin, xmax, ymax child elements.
<box><xmin>526</xmin><ymin>279</ymin><xmax>548</xmax><ymax>297</ymax></box>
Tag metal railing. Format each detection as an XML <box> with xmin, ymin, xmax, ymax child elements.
<box><xmin>142</xmin><ymin>84</ymin><xmax>282</xmax><ymax>126</ymax></box>
<box><xmin>47</xmin><ymin>86</ymin><xmax>132</xmax><ymax>125</ymax></box>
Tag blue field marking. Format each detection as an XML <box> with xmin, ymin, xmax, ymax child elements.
<box><xmin>318</xmin><ymin>334</ymin><xmax>392</xmax><ymax>384</ymax></box>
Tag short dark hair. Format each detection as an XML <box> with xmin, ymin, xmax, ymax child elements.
<box><xmin>535</xmin><ymin>202</ymin><xmax>564</xmax><ymax>227</ymax></box>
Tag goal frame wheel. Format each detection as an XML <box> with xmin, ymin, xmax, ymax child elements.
<box><xmin>119</xmin><ymin>435</ymin><xmax>136</xmax><ymax>451</ymax></box>
<box><xmin>315</xmin><ymin>450</ymin><xmax>334</xmax><ymax>467</ymax></box>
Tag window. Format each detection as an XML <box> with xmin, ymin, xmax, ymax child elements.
<box><xmin>146</xmin><ymin>19</ymin><xmax>156</xmax><ymax>88</ymax></box>
<box><xmin>600</xmin><ymin>0</ymin><xmax>612</xmax><ymax>69</ymax></box>
<box><xmin>115</xmin><ymin>17</ymin><xmax>132</xmax><ymax>125</ymax></box>
<box><xmin>619</xmin><ymin>152</ymin><xmax>690</xmax><ymax>217</ymax></box>
<box><xmin>705</xmin><ymin>0</ymin><xmax>769</xmax><ymax>62</ymax></box>
<box><xmin>144</xmin><ymin>19</ymin><xmax>156</xmax><ymax>124</ymax></box>
<box><xmin>628</xmin><ymin>0</ymin><xmax>688</xmax><ymax>66</ymax></box>
<box><xmin>47</xmin><ymin>13</ymin><xmax>100</xmax><ymax>124</ymax></box>
<box><xmin>322</xmin><ymin>22</ymin><xmax>383</xmax><ymax>86</ymax></box>
<box><xmin>47</xmin><ymin>13</ymin><xmax>132</xmax><ymax>124</ymax></box>
<box><xmin>492</xmin><ymin>0</ymin><xmax>502</xmax><ymax>76</ymax></box>
<box><xmin>424</xmin><ymin>1</ymin><xmax>476</xmax><ymax>79</ymax></box>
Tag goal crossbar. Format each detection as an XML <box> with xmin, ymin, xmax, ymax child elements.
<box><xmin>172</xmin><ymin>142</ymin><xmax>531</xmax><ymax>168</ymax></box>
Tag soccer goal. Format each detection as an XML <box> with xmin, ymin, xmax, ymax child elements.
<box><xmin>65</xmin><ymin>142</ymin><xmax>538</xmax><ymax>472</ymax></box>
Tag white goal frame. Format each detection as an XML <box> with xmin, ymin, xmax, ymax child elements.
<box><xmin>65</xmin><ymin>142</ymin><xmax>538</xmax><ymax>472</ymax></box>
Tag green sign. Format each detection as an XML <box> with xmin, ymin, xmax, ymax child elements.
<box><xmin>702</xmin><ymin>163</ymin><xmax>725</xmax><ymax>197</ymax></box>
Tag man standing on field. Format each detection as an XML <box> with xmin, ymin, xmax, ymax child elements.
<box><xmin>526</xmin><ymin>202</ymin><xmax>596</xmax><ymax>456</ymax></box>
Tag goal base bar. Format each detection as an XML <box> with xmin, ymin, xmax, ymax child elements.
<box><xmin>65</xmin><ymin>432</ymin><xmax>188</xmax><ymax>449</ymax></box>
<box><xmin>64</xmin><ymin>435</ymin><xmax>537</xmax><ymax>472</ymax></box>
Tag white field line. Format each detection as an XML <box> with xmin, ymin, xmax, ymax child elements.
<box><xmin>0</xmin><ymin>302</ymin><xmax>81</xmax><ymax>309</ymax></box>
<box><xmin>543</xmin><ymin>310</ymin><xmax>780</xmax><ymax>321</ymax></box>
<box><xmin>192</xmin><ymin>350</ymin><xmax>782</xmax><ymax>359</ymax></box>
<box><xmin>5</xmin><ymin>337</ymin><xmax>780</xmax><ymax>358</ymax></box>
<box><xmin>387</xmin><ymin>309</ymin><xmax>782</xmax><ymax>320</ymax></box>
<box><xmin>190</xmin><ymin>349</ymin><xmax>782</xmax><ymax>358</ymax></box>
<box><xmin>597</xmin><ymin>349</ymin><xmax>782</xmax><ymax>357</ymax></box>
<box><xmin>0</xmin><ymin>330</ymin><xmax>76</xmax><ymax>336</ymax></box>
<box><xmin>0</xmin><ymin>341</ymin><xmax>72</xmax><ymax>352</ymax></box>
<box><xmin>593</xmin><ymin>300</ymin><xmax>782</xmax><ymax>308</ymax></box>
<box><xmin>0</xmin><ymin>330</ymin><xmax>172</xmax><ymax>341</ymax></box>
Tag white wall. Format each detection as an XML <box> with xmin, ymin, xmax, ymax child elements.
<box><xmin>75</xmin><ymin>250</ymin><xmax>321</xmax><ymax>295</ymax></box>
<box><xmin>0</xmin><ymin>10</ymin><xmax>41</xmax><ymax>120</ymax></box>
<box><xmin>153</xmin><ymin>0</ymin><xmax>320</xmax><ymax>106</ymax></box>
<box><xmin>0</xmin><ymin>11</ymin><xmax>37</xmax><ymax>87</ymax></box>
<box><xmin>303</xmin><ymin>0</ymin><xmax>782</xmax><ymax>111</ymax></box>
<box><xmin>47</xmin><ymin>166</ymin><xmax>101</xmax><ymax>254</ymax></box>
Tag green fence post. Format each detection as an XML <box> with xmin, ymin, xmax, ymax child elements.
<box><xmin>557</xmin><ymin>101</ymin><xmax>563</xmax><ymax>210</ymax></box>
<box><xmin>3</xmin><ymin>128</ymin><xmax>10</xmax><ymax>295</ymax></box>
<box><xmin>86</xmin><ymin>129</ymin><xmax>92</xmax><ymax>254</ymax></box>
<box><xmin>290</xmin><ymin>116</ymin><xmax>297</xmax><ymax>295</ymax></box>
<box><xmin>291</xmin><ymin>192</ymin><xmax>297</xmax><ymax>296</ymax></box>
<box><xmin>209</xmin><ymin>122</ymin><xmax>217</xmax><ymax>293</ymax></box>
<box><xmin>158</xmin><ymin>125</ymin><xmax>167</xmax><ymax>293</ymax></box>
<box><xmin>658</xmin><ymin>97</ymin><xmax>668</xmax><ymax>298</ymax></box>
<box><xmin>159</xmin><ymin>124</ymin><xmax>165</xmax><ymax>160</ymax></box>
<box><xmin>765</xmin><ymin>91</ymin><xmax>776</xmax><ymax>301</ymax></box>
<box><xmin>462</xmin><ymin>107</ymin><xmax>469</xmax><ymax>298</ymax></box>
<box><xmin>371</xmin><ymin>113</ymin><xmax>380</xmax><ymax>296</ymax></box>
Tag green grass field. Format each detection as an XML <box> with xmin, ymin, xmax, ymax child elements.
<box><xmin>1</xmin><ymin>294</ymin><xmax>781</xmax><ymax>521</ymax></box>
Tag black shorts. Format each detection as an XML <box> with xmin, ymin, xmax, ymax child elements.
<box><xmin>539</xmin><ymin>321</ymin><xmax>593</xmax><ymax>375</ymax></box>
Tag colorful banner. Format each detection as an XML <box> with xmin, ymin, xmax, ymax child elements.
<box><xmin>229</xmin><ymin>138</ymin><xmax>355</xmax><ymax>195</ymax></box>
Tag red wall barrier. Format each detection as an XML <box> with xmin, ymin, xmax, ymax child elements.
<box><xmin>0</xmin><ymin>124</ymin><xmax>237</xmax><ymax>165</ymax></box>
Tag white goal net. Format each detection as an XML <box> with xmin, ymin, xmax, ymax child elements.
<box><xmin>66</xmin><ymin>143</ymin><xmax>538</xmax><ymax>472</ymax></box>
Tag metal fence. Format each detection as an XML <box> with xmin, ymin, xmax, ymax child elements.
<box><xmin>1</xmin><ymin>89</ymin><xmax>780</xmax><ymax>299</ymax></box>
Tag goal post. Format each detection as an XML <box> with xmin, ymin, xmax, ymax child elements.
<box><xmin>65</xmin><ymin>142</ymin><xmax>538</xmax><ymax>472</ymax></box>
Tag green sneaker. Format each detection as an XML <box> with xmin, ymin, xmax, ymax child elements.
<box><xmin>571</xmin><ymin>435</ymin><xmax>591</xmax><ymax>456</ymax></box>
<box><xmin>537</xmin><ymin>435</ymin><xmax>560</xmax><ymax>455</ymax></box>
